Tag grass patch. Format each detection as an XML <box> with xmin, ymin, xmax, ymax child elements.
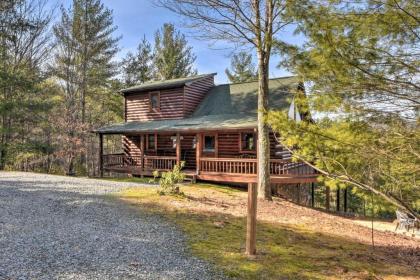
<box><xmin>118</xmin><ymin>184</ymin><xmax>418</xmax><ymax>280</ymax></box>
<box><xmin>101</xmin><ymin>176</ymin><xmax>153</xmax><ymax>184</ymax></box>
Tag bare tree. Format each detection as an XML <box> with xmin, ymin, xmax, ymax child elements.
<box><xmin>158</xmin><ymin>0</ymin><xmax>291</xmax><ymax>200</ymax></box>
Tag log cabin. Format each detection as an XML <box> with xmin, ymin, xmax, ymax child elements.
<box><xmin>94</xmin><ymin>73</ymin><xmax>317</xmax><ymax>185</ymax></box>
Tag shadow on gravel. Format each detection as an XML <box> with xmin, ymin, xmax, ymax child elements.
<box><xmin>120</xmin><ymin>192</ymin><xmax>420</xmax><ymax>280</ymax></box>
<box><xmin>0</xmin><ymin>179</ymin><xmax>225</xmax><ymax>280</ymax></box>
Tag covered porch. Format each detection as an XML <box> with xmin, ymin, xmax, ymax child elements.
<box><xmin>97</xmin><ymin>130</ymin><xmax>318</xmax><ymax>184</ymax></box>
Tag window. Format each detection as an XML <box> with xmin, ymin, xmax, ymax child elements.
<box><xmin>203</xmin><ymin>135</ymin><xmax>216</xmax><ymax>152</ymax></box>
<box><xmin>146</xmin><ymin>134</ymin><xmax>156</xmax><ymax>150</ymax></box>
<box><xmin>149</xmin><ymin>91</ymin><xmax>160</xmax><ymax>111</ymax></box>
<box><xmin>241</xmin><ymin>132</ymin><xmax>256</xmax><ymax>152</ymax></box>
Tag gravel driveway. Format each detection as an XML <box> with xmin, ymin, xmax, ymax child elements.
<box><xmin>0</xmin><ymin>172</ymin><xmax>225</xmax><ymax>280</ymax></box>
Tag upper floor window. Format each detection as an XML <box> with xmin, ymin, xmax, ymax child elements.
<box><xmin>240</xmin><ymin>132</ymin><xmax>256</xmax><ymax>152</ymax></box>
<box><xmin>149</xmin><ymin>91</ymin><xmax>160</xmax><ymax>112</ymax></box>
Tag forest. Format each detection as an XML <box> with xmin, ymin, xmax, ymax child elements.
<box><xmin>0</xmin><ymin>0</ymin><xmax>418</xmax><ymax>219</ymax></box>
<box><xmin>0</xmin><ymin>0</ymin><xmax>198</xmax><ymax>177</ymax></box>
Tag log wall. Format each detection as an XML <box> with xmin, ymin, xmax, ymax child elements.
<box><xmin>123</xmin><ymin>136</ymin><xmax>141</xmax><ymax>157</ymax></box>
<box><xmin>124</xmin><ymin>76</ymin><xmax>214</xmax><ymax>122</ymax></box>
<box><xmin>125</xmin><ymin>87</ymin><xmax>185</xmax><ymax>122</ymax></box>
<box><xmin>123</xmin><ymin>131</ymin><xmax>287</xmax><ymax>166</ymax></box>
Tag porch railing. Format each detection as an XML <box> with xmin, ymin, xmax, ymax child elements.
<box><xmin>102</xmin><ymin>154</ymin><xmax>177</xmax><ymax>171</ymax></box>
<box><xmin>200</xmin><ymin>157</ymin><xmax>315</xmax><ymax>176</ymax></box>
<box><xmin>144</xmin><ymin>156</ymin><xmax>177</xmax><ymax>171</ymax></box>
<box><xmin>200</xmin><ymin>157</ymin><xmax>257</xmax><ymax>174</ymax></box>
<box><xmin>102</xmin><ymin>154</ymin><xmax>141</xmax><ymax>168</ymax></box>
<box><xmin>102</xmin><ymin>154</ymin><xmax>315</xmax><ymax>176</ymax></box>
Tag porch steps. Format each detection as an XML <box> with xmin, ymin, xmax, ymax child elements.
<box><xmin>184</xmin><ymin>172</ymin><xmax>197</xmax><ymax>184</ymax></box>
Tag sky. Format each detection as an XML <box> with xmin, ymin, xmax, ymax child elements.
<box><xmin>57</xmin><ymin>0</ymin><xmax>305</xmax><ymax>84</ymax></box>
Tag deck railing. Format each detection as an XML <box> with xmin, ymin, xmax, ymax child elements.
<box><xmin>102</xmin><ymin>154</ymin><xmax>142</xmax><ymax>168</ymax></box>
<box><xmin>144</xmin><ymin>156</ymin><xmax>177</xmax><ymax>171</ymax></box>
<box><xmin>200</xmin><ymin>157</ymin><xmax>314</xmax><ymax>176</ymax></box>
<box><xmin>102</xmin><ymin>154</ymin><xmax>177</xmax><ymax>171</ymax></box>
<box><xmin>200</xmin><ymin>157</ymin><xmax>257</xmax><ymax>174</ymax></box>
<box><xmin>102</xmin><ymin>154</ymin><xmax>315</xmax><ymax>176</ymax></box>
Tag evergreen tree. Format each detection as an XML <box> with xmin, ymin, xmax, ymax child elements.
<box><xmin>122</xmin><ymin>36</ymin><xmax>153</xmax><ymax>86</ymax></box>
<box><xmin>269</xmin><ymin>0</ymin><xmax>420</xmax><ymax>218</ymax></box>
<box><xmin>0</xmin><ymin>0</ymin><xmax>54</xmax><ymax>170</ymax></box>
<box><xmin>153</xmin><ymin>23</ymin><xmax>197</xmax><ymax>80</ymax></box>
<box><xmin>225</xmin><ymin>52</ymin><xmax>258</xmax><ymax>83</ymax></box>
<box><xmin>53</xmin><ymin>0</ymin><xmax>120</xmax><ymax>175</ymax></box>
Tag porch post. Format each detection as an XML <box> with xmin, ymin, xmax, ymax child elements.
<box><xmin>336</xmin><ymin>186</ymin><xmax>340</xmax><ymax>212</ymax></box>
<box><xmin>325</xmin><ymin>186</ymin><xmax>330</xmax><ymax>211</ymax></box>
<box><xmin>311</xmin><ymin>182</ymin><xmax>315</xmax><ymax>208</ymax></box>
<box><xmin>99</xmin><ymin>133</ymin><xmax>103</xmax><ymax>178</ymax></box>
<box><xmin>344</xmin><ymin>187</ymin><xmax>348</xmax><ymax>213</ymax></box>
<box><xmin>140</xmin><ymin>134</ymin><xmax>144</xmax><ymax>173</ymax></box>
<box><xmin>176</xmin><ymin>132</ymin><xmax>181</xmax><ymax>166</ymax></box>
<box><xmin>196</xmin><ymin>133</ymin><xmax>201</xmax><ymax>175</ymax></box>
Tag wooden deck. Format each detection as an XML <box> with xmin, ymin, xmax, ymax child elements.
<box><xmin>102</xmin><ymin>154</ymin><xmax>317</xmax><ymax>184</ymax></box>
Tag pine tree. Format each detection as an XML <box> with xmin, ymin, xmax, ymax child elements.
<box><xmin>0</xmin><ymin>0</ymin><xmax>53</xmax><ymax>170</ymax></box>
<box><xmin>269</xmin><ymin>0</ymin><xmax>420</xmax><ymax>218</ymax></box>
<box><xmin>225</xmin><ymin>52</ymin><xmax>258</xmax><ymax>83</ymax></box>
<box><xmin>122</xmin><ymin>36</ymin><xmax>153</xmax><ymax>86</ymax></box>
<box><xmin>153</xmin><ymin>23</ymin><xmax>197</xmax><ymax>80</ymax></box>
<box><xmin>53</xmin><ymin>0</ymin><xmax>120</xmax><ymax>175</ymax></box>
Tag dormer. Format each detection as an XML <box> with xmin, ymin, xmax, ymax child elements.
<box><xmin>122</xmin><ymin>73</ymin><xmax>216</xmax><ymax>122</ymax></box>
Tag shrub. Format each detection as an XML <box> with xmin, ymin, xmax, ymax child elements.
<box><xmin>155</xmin><ymin>161</ymin><xmax>186</xmax><ymax>195</ymax></box>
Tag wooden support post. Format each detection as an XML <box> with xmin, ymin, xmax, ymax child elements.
<box><xmin>325</xmin><ymin>186</ymin><xmax>330</xmax><ymax>211</ymax></box>
<box><xmin>344</xmin><ymin>187</ymin><xmax>348</xmax><ymax>213</ymax></box>
<box><xmin>246</xmin><ymin>183</ymin><xmax>257</xmax><ymax>256</ymax></box>
<box><xmin>296</xmin><ymin>183</ymin><xmax>301</xmax><ymax>204</ymax></box>
<box><xmin>140</xmin><ymin>134</ymin><xmax>144</xmax><ymax>173</ymax></box>
<box><xmin>311</xmin><ymin>182</ymin><xmax>315</xmax><ymax>208</ymax></box>
<box><xmin>336</xmin><ymin>187</ymin><xmax>340</xmax><ymax>212</ymax></box>
<box><xmin>196</xmin><ymin>133</ymin><xmax>201</xmax><ymax>175</ymax></box>
<box><xmin>176</xmin><ymin>132</ymin><xmax>181</xmax><ymax>166</ymax></box>
<box><xmin>99</xmin><ymin>133</ymin><xmax>103</xmax><ymax>178</ymax></box>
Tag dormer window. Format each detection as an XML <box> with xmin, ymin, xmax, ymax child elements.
<box><xmin>149</xmin><ymin>91</ymin><xmax>160</xmax><ymax>112</ymax></box>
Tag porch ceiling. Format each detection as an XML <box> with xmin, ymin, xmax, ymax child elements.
<box><xmin>93</xmin><ymin>114</ymin><xmax>257</xmax><ymax>134</ymax></box>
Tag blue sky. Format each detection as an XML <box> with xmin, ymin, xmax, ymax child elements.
<box><xmin>58</xmin><ymin>0</ymin><xmax>304</xmax><ymax>84</ymax></box>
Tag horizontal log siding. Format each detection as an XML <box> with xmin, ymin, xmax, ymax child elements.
<box><xmin>270</xmin><ymin>132</ymin><xmax>281</xmax><ymax>158</ymax></box>
<box><xmin>218</xmin><ymin>132</ymin><xmax>241</xmax><ymax>158</ymax></box>
<box><xmin>125</xmin><ymin>87</ymin><xmax>185</xmax><ymax>121</ymax></box>
<box><xmin>183</xmin><ymin>75</ymin><xmax>214</xmax><ymax>116</ymax></box>
<box><xmin>123</xmin><ymin>135</ymin><xmax>141</xmax><ymax>157</ymax></box>
<box><xmin>156</xmin><ymin>134</ymin><xmax>175</xmax><ymax>157</ymax></box>
<box><xmin>123</xmin><ymin>132</ymin><xmax>284</xmax><ymax>161</ymax></box>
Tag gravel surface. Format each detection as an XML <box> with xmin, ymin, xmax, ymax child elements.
<box><xmin>0</xmin><ymin>172</ymin><xmax>226</xmax><ymax>280</ymax></box>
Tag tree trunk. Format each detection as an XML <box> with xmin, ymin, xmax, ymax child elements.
<box><xmin>256</xmin><ymin>54</ymin><xmax>271</xmax><ymax>201</ymax></box>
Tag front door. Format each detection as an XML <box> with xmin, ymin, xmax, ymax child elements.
<box><xmin>180</xmin><ymin>134</ymin><xmax>196</xmax><ymax>170</ymax></box>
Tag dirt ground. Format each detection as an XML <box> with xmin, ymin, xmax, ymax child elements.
<box><xmin>170</xmin><ymin>185</ymin><xmax>420</xmax><ymax>261</ymax></box>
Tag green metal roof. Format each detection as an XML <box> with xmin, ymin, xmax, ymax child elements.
<box><xmin>193</xmin><ymin>76</ymin><xmax>298</xmax><ymax>116</ymax></box>
<box><xmin>120</xmin><ymin>73</ymin><xmax>217</xmax><ymax>94</ymax></box>
<box><xmin>95</xmin><ymin>114</ymin><xmax>257</xmax><ymax>134</ymax></box>
<box><xmin>95</xmin><ymin>76</ymin><xmax>299</xmax><ymax>134</ymax></box>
